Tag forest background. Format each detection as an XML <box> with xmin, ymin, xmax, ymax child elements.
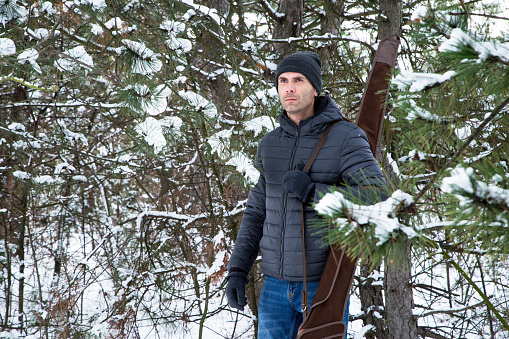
<box><xmin>1</xmin><ymin>0</ymin><xmax>509</xmax><ymax>338</ymax></box>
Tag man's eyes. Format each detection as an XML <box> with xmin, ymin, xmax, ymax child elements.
<box><xmin>279</xmin><ymin>78</ymin><xmax>304</xmax><ymax>83</ymax></box>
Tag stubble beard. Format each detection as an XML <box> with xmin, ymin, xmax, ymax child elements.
<box><xmin>283</xmin><ymin>95</ymin><xmax>314</xmax><ymax>117</ymax></box>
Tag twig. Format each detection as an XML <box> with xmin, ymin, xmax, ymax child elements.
<box><xmin>415</xmin><ymin>300</ymin><xmax>484</xmax><ymax>317</ymax></box>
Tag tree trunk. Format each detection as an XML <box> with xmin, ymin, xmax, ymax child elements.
<box><xmin>190</xmin><ymin>0</ymin><xmax>234</xmax><ymax>116</ymax></box>
<box><xmin>385</xmin><ymin>240</ymin><xmax>418</xmax><ymax>338</ymax></box>
<box><xmin>17</xmin><ymin>193</ymin><xmax>27</xmax><ymax>332</ymax></box>
<box><xmin>376</xmin><ymin>1</ymin><xmax>419</xmax><ymax>338</ymax></box>
<box><xmin>318</xmin><ymin>0</ymin><xmax>345</xmax><ymax>72</ymax></box>
<box><xmin>359</xmin><ymin>264</ymin><xmax>389</xmax><ymax>339</ymax></box>
<box><xmin>0</xmin><ymin>85</ymin><xmax>30</xmax><ymax>331</ymax></box>
<box><xmin>272</xmin><ymin>0</ymin><xmax>303</xmax><ymax>56</ymax></box>
<box><xmin>378</xmin><ymin>0</ymin><xmax>402</xmax><ymax>40</ymax></box>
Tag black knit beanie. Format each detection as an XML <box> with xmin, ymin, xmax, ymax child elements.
<box><xmin>275</xmin><ymin>52</ymin><xmax>322</xmax><ymax>95</ymax></box>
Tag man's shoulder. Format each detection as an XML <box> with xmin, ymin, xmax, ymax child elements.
<box><xmin>260</xmin><ymin>125</ymin><xmax>284</xmax><ymax>141</ymax></box>
<box><xmin>330</xmin><ymin>119</ymin><xmax>367</xmax><ymax>137</ymax></box>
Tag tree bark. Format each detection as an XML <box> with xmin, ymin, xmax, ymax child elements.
<box><xmin>378</xmin><ymin>0</ymin><xmax>403</xmax><ymax>40</ymax></box>
<box><xmin>359</xmin><ymin>264</ymin><xmax>389</xmax><ymax>339</ymax></box>
<box><xmin>318</xmin><ymin>0</ymin><xmax>345</xmax><ymax>72</ymax></box>
<box><xmin>272</xmin><ymin>0</ymin><xmax>303</xmax><ymax>56</ymax></box>
<box><xmin>376</xmin><ymin>1</ymin><xmax>419</xmax><ymax>338</ymax></box>
<box><xmin>385</xmin><ymin>240</ymin><xmax>418</xmax><ymax>338</ymax></box>
<box><xmin>190</xmin><ymin>0</ymin><xmax>234</xmax><ymax>115</ymax></box>
<box><xmin>0</xmin><ymin>85</ymin><xmax>30</xmax><ymax>331</ymax></box>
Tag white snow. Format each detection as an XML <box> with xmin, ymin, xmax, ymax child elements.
<box><xmin>80</xmin><ymin>0</ymin><xmax>107</xmax><ymax>11</ymax></box>
<box><xmin>122</xmin><ymin>39</ymin><xmax>162</xmax><ymax>75</ymax></box>
<box><xmin>125</xmin><ymin>84</ymin><xmax>172</xmax><ymax>116</ymax></box>
<box><xmin>134</xmin><ymin>116</ymin><xmax>181</xmax><ymax>153</ymax></box>
<box><xmin>442</xmin><ymin>166</ymin><xmax>509</xmax><ymax>207</ymax></box>
<box><xmin>393</xmin><ymin>70</ymin><xmax>456</xmax><ymax>92</ymax></box>
<box><xmin>226</xmin><ymin>152</ymin><xmax>260</xmax><ymax>185</ymax></box>
<box><xmin>7</xmin><ymin>122</ymin><xmax>26</xmax><ymax>132</ymax></box>
<box><xmin>179</xmin><ymin>0</ymin><xmax>224</xmax><ymax>26</ymax></box>
<box><xmin>55</xmin><ymin>45</ymin><xmax>94</xmax><ymax>72</ymax></box>
<box><xmin>411</xmin><ymin>6</ymin><xmax>428</xmax><ymax>22</ymax></box>
<box><xmin>0</xmin><ymin>0</ymin><xmax>28</xmax><ymax>26</ymax></box>
<box><xmin>227</xmin><ymin>73</ymin><xmax>245</xmax><ymax>86</ymax></box>
<box><xmin>165</xmin><ymin>36</ymin><xmax>192</xmax><ymax>54</ymax></box>
<box><xmin>58</xmin><ymin>120</ymin><xmax>89</xmax><ymax>145</ymax></box>
<box><xmin>103</xmin><ymin>17</ymin><xmax>136</xmax><ymax>35</ymax></box>
<box><xmin>315</xmin><ymin>190</ymin><xmax>418</xmax><ymax>246</ymax></box>
<box><xmin>135</xmin><ymin>117</ymin><xmax>167</xmax><ymax>153</ymax></box>
<box><xmin>439</xmin><ymin>28</ymin><xmax>509</xmax><ymax>63</ymax></box>
<box><xmin>179</xmin><ymin>90</ymin><xmax>218</xmax><ymax>119</ymax></box>
<box><xmin>12</xmin><ymin>171</ymin><xmax>31</xmax><ymax>180</ymax></box>
<box><xmin>159</xmin><ymin>116</ymin><xmax>183</xmax><ymax>135</ymax></box>
<box><xmin>40</xmin><ymin>1</ymin><xmax>56</xmax><ymax>14</ymax></box>
<box><xmin>454</xmin><ymin>125</ymin><xmax>471</xmax><ymax>142</ymax></box>
<box><xmin>208</xmin><ymin>128</ymin><xmax>233</xmax><ymax>159</ymax></box>
<box><xmin>0</xmin><ymin>38</ymin><xmax>16</xmax><ymax>56</ymax></box>
<box><xmin>17</xmin><ymin>48</ymin><xmax>41</xmax><ymax>73</ymax></box>
<box><xmin>33</xmin><ymin>175</ymin><xmax>58</xmax><ymax>184</ymax></box>
<box><xmin>403</xmin><ymin>100</ymin><xmax>444</xmax><ymax>122</ymax></box>
<box><xmin>241</xmin><ymin>88</ymin><xmax>279</xmax><ymax>109</ymax></box>
<box><xmin>183</xmin><ymin>9</ymin><xmax>196</xmax><ymax>21</ymax></box>
<box><xmin>55</xmin><ymin>162</ymin><xmax>76</xmax><ymax>174</ymax></box>
<box><xmin>160</xmin><ymin>20</ymin><xmax>186</xmax><ymax>34</ymax></box>
<box><xmin>244</xmin><ymin>116</ymin><xmax>278</xmax><ymax>136</ymax></box>
<box><xmin>90</xmin><ymin>23</ymin><xmax>103</xmax><ymax>35</ymax></box>
<box><xmin>398</xmin><ymin>149</ymin><xmax>426</xmax><ymax>163</ymax></box>
<box><xmin>206</xmin><ymin>249</ymin><xmax>227</xmax><ymax>277</ymax></box>
<box><xmin>32</xmin><ymin>28</ymin><xmax>50</xmax><ymax>40</ymax></box>
<box><xmin>353</xmin><ymin>324</ymin><xmax>375</xmax><ymax>339</ymax></box>
<box><xmin>1</xmin><ymin>1</ymin><xmax>508</xmax><ymax>338</ymax></box>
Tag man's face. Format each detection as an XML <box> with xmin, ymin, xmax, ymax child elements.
<box><xmin>277</xmin><ymin>72</ymin><xmax>318</xmax><ymax>116</ymax></box>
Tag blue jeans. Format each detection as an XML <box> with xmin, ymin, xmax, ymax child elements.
<box><xmin>258</xmin><ymin>275</ymin><xmax>350</xmax><ymax>339</ymax></box>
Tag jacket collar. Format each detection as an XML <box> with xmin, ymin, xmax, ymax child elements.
<box><xmin>279</xmin><ymin>96</ymin><xmax>343</xmax><ymax>136</ymax></box>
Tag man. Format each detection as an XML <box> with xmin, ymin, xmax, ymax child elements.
<box><xmin>226</xmin><ymin>52</ymin><xmax>386</xmax><ymax>338</ymax></box>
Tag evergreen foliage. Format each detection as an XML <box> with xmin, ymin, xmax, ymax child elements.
<box><xmin>317</xmin><ymin>2</ymin><xmax>509</xmax><ymax>337</ymax></box>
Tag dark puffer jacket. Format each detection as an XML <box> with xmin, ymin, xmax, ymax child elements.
<box><xmin>228</xmin><ymin>96</ymin><xmax>386</xmax><ymax>281</ymax></box>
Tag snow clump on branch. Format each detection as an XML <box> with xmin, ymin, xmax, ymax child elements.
<box><xmin>441</xmin><ymin>166</ymin><xmax>509</xmax><ymax>207</ymax></box>
<box><xmin>315</xmin><ymin>189</ymin><xmax>418</xmax><ymax>246</ymax></box>
<box><xmin>0</xmin><ymin>38</ymin><xmax>16</xmax><ymax>56</ymax></box>
<box><xmin>439</xmin><ymin>28</ymin><xmax>509</xmax><ymax>63</ymax></box>
<box><xmin>55</xmin><ymin>45</ymin><xmax>94</xmax><ymax>72</ymax></box>
<box><xmin>160</xmin><ymin>20</ymin><xmax>192</xmax><ymax>54</ymax></box>
<box><xmin>393</xmin><ymin>70</ymin><xmax>456</xmax><ymax>92</ymax></box>
<box><xmin>125</xmin><ymin>84</ymin><xmax>172</xmax><ymax>116</ymax></box>
<box><xmin>179</xmin><ymin>91</ymin><xmax>218</xmax><ymax>119</ymax></box>
<box><xmin>0</xmin><ymin>0</ymin><xmax>28</xmax><ymax>26</ymax></box>
<box><xmin>122</xmin><ymin>39</ymin><xmax>162</xmax><ymax>75</ymax></box>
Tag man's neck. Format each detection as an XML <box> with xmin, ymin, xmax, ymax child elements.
<box><xmin>287</xmin><ymin>96</ymin><xmax>327</xmax><ymax>126</ymax></box>
<box><xmin>287</xmin><ymin>108</ymin><xmax>315</xmax><ymax>126</ymax></box>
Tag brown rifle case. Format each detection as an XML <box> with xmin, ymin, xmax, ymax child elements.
<box><xmin>296</xmin><ymin>36</ymin><xmax>400</xmax><ymax>339</ymax></box>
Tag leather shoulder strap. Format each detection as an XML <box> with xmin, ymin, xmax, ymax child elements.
<box><xmin>302</xmin><ymin>122</ymin><xmax>336</xmax><ymax>173</ymax></box>
<box><xmin>300</xmin><ymin>121</ymin><xmax>336</xmax><ymax>318</ymax></box>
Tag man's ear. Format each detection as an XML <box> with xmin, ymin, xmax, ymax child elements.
<box><xmin>314</xmin><ymin>91</ymin><xmax>318</xmax><ymax>97</ymax></box>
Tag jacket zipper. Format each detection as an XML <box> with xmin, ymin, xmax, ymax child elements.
<box><xmin>280</xmin><ymin>126</ymin><xmax>300</xmax><ymax>279</ymax></box>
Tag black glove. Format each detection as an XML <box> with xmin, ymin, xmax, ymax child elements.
<box><xmin>226</xmin><ymin>271</ymin><xmax>248</xmax><ymax>311</ymax></box>
<box><xmin>283</xmin><ymin>162</ymin><xmax>315</xmax><ymax>202</ymax></box>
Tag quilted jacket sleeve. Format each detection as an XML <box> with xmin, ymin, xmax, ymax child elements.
<box><xmin>227</xmin><ymin>146</ymin><xmax>266</xmax><ymax>275</ymax></box>
<box><xmin>314</xmin><ymin>127</ymin><xmax>388</xmax><ymax>205</ymax></box>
